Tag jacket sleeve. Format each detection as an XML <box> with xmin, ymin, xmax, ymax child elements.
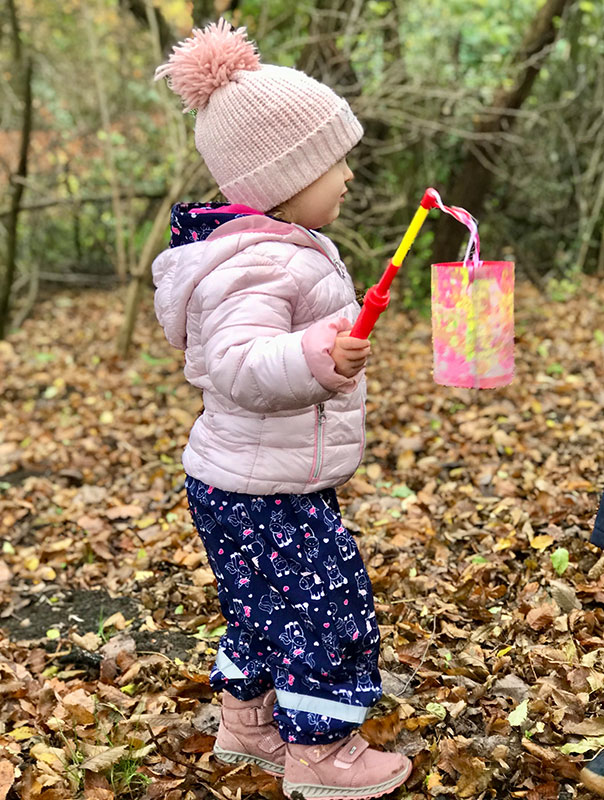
<box><xmin>201</xmin><ymin>257</ymin><xmax>358</xmax><ymax>413</ymax></box>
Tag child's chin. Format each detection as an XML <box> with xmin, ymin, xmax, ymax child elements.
<box><xmin>305</xmin><ymin>209</ymin><xmax>339</xmax><ymax>228</ymax></box>
<box><xmin>323</xmin><ymin>208</ymin><xmax>341</xmax><ymax>225</ymax></box>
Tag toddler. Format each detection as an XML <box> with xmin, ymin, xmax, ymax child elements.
<box><xmin>153</xmin><ymin>19</ymin><xmax>412</xmax><ymax>799</ymax></box>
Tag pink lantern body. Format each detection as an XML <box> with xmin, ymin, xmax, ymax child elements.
<box><xmin>431</xmin><ymin>260</ymin><xmax>514</xmax><ymax>389</ymax></box>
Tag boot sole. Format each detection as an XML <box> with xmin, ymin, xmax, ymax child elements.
<box><xmin>282</xmin><ymin>757</ymin><xmax>413</xmax><ymax>799</ymax></box>
<box><xmin>580</xmin><ymin>766</ymin><xmax>604</xmax><ymax>797</ymax></box>
<box><xmin>214</xmin><ymin>744</ymin><xmax>285</xmax><ymax>776</ymax></box>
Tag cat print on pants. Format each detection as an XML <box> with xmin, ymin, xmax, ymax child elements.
<box><xmin>185</xmin><ymin>476</ymin><xmax>382</xmax><ymax>745</ymax></box>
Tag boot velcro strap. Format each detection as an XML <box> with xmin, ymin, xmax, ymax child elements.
<box><xmin>255</xmin><ymin>705</ymin><xmax>275</xmax><ymax>725</ymax></box>
<box><xmin>258</xmin><ymin>733</ymin><xmax>286</xmax><ymax>754</ymax></box>
<box><xmin>332</xmin><ymin>735</ymin><xmax>369</xmax><ymax>765</ymax></box>
<box><xmin>303</xmin><ymin>734</ymin><xmax>368</xmax><ymax>765</ymax></box>
<box><xmin>241</xmin><ymin>706</ymin><xmax>274</xmax><ymax>726</ymax></box>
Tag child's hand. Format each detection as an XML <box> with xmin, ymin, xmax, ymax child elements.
<box><xmin>330</xmin><ymin>331</ymin><xmax>371</xmax><ymax>378</ymax></box>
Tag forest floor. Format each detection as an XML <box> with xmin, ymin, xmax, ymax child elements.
<box><xmin>1</xmin><ymin>278</ymin><xmax>604</xmax><ymax>800</ymax></box>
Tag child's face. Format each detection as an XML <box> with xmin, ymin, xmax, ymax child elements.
<box><xmin>285</xmin><ymin>159</ymin><xmax>354</xmax><ymax>229</ymax></box>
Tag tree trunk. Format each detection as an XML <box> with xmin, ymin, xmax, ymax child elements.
<box><xmin>117</xmin><ymin>163</ymin><xmax>209</xmax><ymax>357</ymax></box>
<box><xmin>1</xmin><ymin>0</ymin><xmax>33</xmax><ymax>339</ymax></box>
<box><xmin>431</xmin><ymin>0</ymin><xmax>575</xmax><ymax>266</ymax></box>
<box><xmin>120</xmin><ymin>0</ymin><xmax>173</xmax><ymax>52</ymax></box>
<box><xmin>83</xmin><ymin>4</ymin><xmax>129</xmax><ymax>281</ymax></box>
<box><xmin>576</xmin><ymin>166</ymin><xmax>604</xmax><ymax>274</ymax></box>
<box><xmin>597</xmin><ymin>218</ymin><xmax>604</xmax><ymax>276</ymax></box>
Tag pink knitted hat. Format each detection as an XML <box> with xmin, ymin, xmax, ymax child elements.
<box><xmin>155</xmin><ymin>19</ymin><xmax>363</xmax><ymax>212</ymax></box>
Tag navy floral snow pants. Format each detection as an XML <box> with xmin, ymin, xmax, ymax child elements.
<box><xmin>185</xmin><ymin>476</ymin><xmax>382</xmax><ymax>744</ymax></box>
<box><xmin>591</xmin><ymin>493</ymin><xmax>604</xmax><ymax>549</ymax></box>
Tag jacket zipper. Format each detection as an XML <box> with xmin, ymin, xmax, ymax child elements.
<box><xmin>311</xmin><ymin>403</ymin><xmax>326</xmax><ymax>481</ymax></box>
<box><xmin>359</xmin><ymin>401</ymin><xmax>366</xmax><ymax>464</ymax></box>
<box><xmin>292</xmin><ymin>224</ymin><xmax>346</xmax><ymax>278</ymax></box>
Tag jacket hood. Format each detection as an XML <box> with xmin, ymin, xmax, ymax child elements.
<box><xmin>169</xmin><ymin>202</ymin><xmax>264</xmax><ymax>248</ymax></box>
<box><xmin>152</xmin><ymin>204</ymin><xmax>340</xmax><ymax>351</ymax></box>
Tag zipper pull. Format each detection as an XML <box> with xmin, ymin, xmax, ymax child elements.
<box><xmin>317</xmin><ymin>402</ymin><xmax>326</xmax><ymax>422</ymax></box>
<box><xmin>293</xmin><ymin>224</ymin><xmax>346</xmax><ymax>278</ymax></box>
<box><xmin>333</xmin><ymin>257</ymin><xmax>346</xmax><ymax>278</ymax></box>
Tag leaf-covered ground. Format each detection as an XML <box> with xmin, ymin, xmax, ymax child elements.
<box><xmin>1</xmin><ymin>278</ymin><xmax>604</xmax><ymax>800</ymax></box>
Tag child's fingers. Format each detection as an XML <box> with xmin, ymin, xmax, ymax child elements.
<box><xmin>341</xmin><ymin>354</ymin><xmax>369</xmax><ymax>369</ymax></box>
<box><xmin>336</xmin><ymin>336</ymin><xmax>370</xmax><ymax>352</ymax></box>
<box><xmin>343</xmin><ymin>351</ymin><xmax>368</xmax><ymax>363</ymax></box>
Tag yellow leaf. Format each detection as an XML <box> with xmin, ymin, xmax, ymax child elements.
<box><xmin>426</xmin><ymin>771</ymin><xmax>443</xmax><ymax>790</ymax></box>
<box><xmin>39</xmin><ymin>567</ymin><xmax>57</xmax><ymax>580</ymax></box>
<box><xmin>494</xmin><ymin>537</ymin><xmax>515</xmax><ymax>551</ymax></box>
<box><xmin>134</xmin><ymin>570</ymin><xmax>154</xmax><ymax>581</ymax></box>
<box><xmin>497</xmin><ymin>646</ymin><xmax>513</xmax><ymax>657</ymax></box>
<box><xmin>8</xmin><ymin>726</ymin><xmax>38</xmax><ymax>741</ymax></box>
<box><xmin>30</xmin><ymin>744</ymin><xmax>65</xmax><ymax>768</ymax></box>
<box><xmin>24</xmin><ymin>556</ymin><xmax>40</xmax><ymax>571</ymax></box>
<box><xmin>99</xmin><ymin>410</ymin><xmax>114</xmax><ymax>424</ymax></box>
<box><xmin>135</xmin><ymin>517</ymin><xmax>156</xmax><ymax>529</ymax></box>
<box><xmin>46</xmin><ymin>628</ymin><xmax>61</xmax><ymax>640</ymax></box>
<box><xmin>531</xmin><ymin>535</ymin><xmax>554</xmax><ymax>551</ymax></box>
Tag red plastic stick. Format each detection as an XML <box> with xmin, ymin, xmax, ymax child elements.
<box><xmin>350</xmin><ymin>188</ymin><xmax>438</xmax><ymax>339</ymax></box>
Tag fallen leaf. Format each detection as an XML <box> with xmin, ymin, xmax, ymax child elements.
<box><xmin>180</xmin><ymin>732</ymin><xmax>216</xmax><ymax>753</ymax></box>
<box><xmin>508</xmin><ymin>699</ymin><xmax>529</xmax><ymax>727</ymax></box>
<box><xmin>0</xmin><ymin>560</ymin><xmax>12</xmax><ymax>584</ymax></box>
<box><xmin>62</xmin><ymin>688</ymin><xmax>96</xmax><ymax>725</ymax></box>
<box><xmin>7</xmin><ymin>726</ymin><xmax>38</xmax><ymax>741</ymax></box>
<box><xmin>71</xmin><ymin>631</ymin><xmax>103</xmax><ymax>652</ymax></box>
<box><xmin>102</xmin><ymin>612</ymin><xmax>128</xmax><ymax>630</ymax></box>
<box><xmin>0</xmin><ymin>760</ymin><xmax>15</xmax><ymax>800</ymax></box>
<box><xmin>526</xmin><ymin>603</ymin><xmax>557</xmax><ymax>631</ymax></box>
<box><xmin>79</xmin><ymin>745</ymin><xmax>129</xmax><ymax>772</ymax></box>
<box><xmin>531</xmin><ymin>535</ymin><xmax>554</xmax><ymax>551</ymax></box>
<box><xmin>84</xmin><ymin>770</ymin><xmax>114</xmax><ymax>800</ymax></box>
<box><xmin>105</xmin><ymin>504</ymin><xmax>143</xmax><ymax>520</ymax></box>
<box><xmin>360</xmin><ymin>709</ymin><xmax>404</xmax><ymax>746</ymax></box>
<box><xmin>522</xmin><ymin>739</ymin><xmax>580</xmax><ymax>779</ymax></box>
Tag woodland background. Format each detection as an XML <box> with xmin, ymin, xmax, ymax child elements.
<box><xmin>2</xmin><ymin>0</ymin><xmax>604</xmax><ymax>343</ymax></box>
<box><xmin>2</xmin><ymin>1</ymin><xmax>604</xmax><ymax>800</ymax></box>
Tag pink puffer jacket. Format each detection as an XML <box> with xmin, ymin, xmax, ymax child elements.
<box><xmin>152</xmin><ymin>214</ymin><xmax>365</xmax><ymax>494</ymax></box>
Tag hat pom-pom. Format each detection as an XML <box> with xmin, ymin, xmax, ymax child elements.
<box><xmin>155</xmin><ymin>18</ymin><xmax>260</xmax><ymax>111</ymax></box>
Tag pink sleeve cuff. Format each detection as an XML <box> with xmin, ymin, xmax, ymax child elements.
<box><xmin>301</xmin><ymin>317</ymin><xmax>362</xmax><ymax>394</ymax></box>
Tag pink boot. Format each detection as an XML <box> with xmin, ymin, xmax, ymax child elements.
<box><xmin>213</xmin><ymin>689</ymin><xmax>286</xmax><ymax>776</ymax></box>
<box><xmin>283</xmin><ymin>733</ymin><xmax>413</xmax><ymax>800</ymax></box>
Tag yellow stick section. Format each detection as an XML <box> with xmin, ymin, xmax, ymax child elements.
<box><xmin>391</xmin><ymin>205</ymin><xmax>430</xmax><ymax>267</ymax></box>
